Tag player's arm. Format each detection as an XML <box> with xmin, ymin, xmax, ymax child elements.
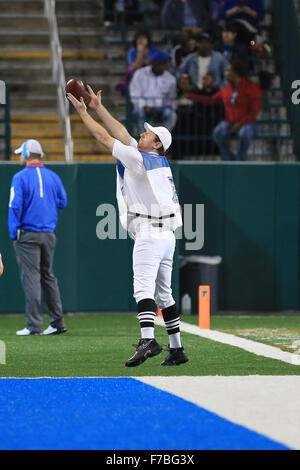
<box><xmin>8</xmin><ymin>175</ymin><xmax>24</xmax><ymax>241</ymax></box>
<box><xmin>85</xmin><ymin>85</ymin><xmax>132</xmax><ymax>146</ymax></box>
<box><xmin>0</xmin><ymin>254</ymin><xmax>3</xmax><ymax>276</ymax></box>
<box><xmin>55</xmin><ymin>175</ymin><xmax>68</xmax><ymax>210</ymax></box>
<box><xmin>67</xmin><ymin>93</ymin><xmax>116</xmax><ymax>152</ymax></box>
<box><xmin>188</xmin><ymin>90</ymin><xmax>222</xmax><ymax>106</ymax></box>
<box><xmin>68</xmin><ymin>92</ymin><xmax>142</xmax><ymax>172</ymax></box>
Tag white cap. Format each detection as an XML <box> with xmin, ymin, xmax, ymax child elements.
<box><xmin>14</xmin><ymin>139</ymin><xmax>45</xmax><ymax>158</ymax></box>
<box><xmin>144</xmin><ymin>122</ymin><xmax>172</xmax><ymax>152</ymax></box>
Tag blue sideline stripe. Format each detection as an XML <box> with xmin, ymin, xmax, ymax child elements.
<box><xmin>0</xmin><ymin>378</ymin><xmax>289</xmax><ymax>450</ymax></box>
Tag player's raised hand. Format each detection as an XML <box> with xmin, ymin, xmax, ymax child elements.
<box><xmin>67</xmin><ymin>93</ymin><xmax>87</xmax><ymax>115</ymax></box>
<box><xmin>86</xmin><ymin>84</ymin><xmax>102</xmax><ymax>110</ymax></box>
<box><xmin>0</xmin><ymin>254</ymin><xmax>4</xmax><ymax>276</ymax></box>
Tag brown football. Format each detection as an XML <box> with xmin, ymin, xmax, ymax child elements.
<box><xmin>65</xmin><ymin>78</ymin><xmax>91</xmax><ymax>105</ymax></box>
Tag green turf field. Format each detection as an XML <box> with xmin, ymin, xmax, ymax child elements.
<box><xmin>1</xmin><ymin>314</ymin><xmax>300</xmax><ymax>377</ymax></box>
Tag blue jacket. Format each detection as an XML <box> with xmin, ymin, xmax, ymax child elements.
<box><xmin>8</xmin><ymin>163</ymin><xmax>67</xmax><ymax>240</ymax></box>
<box><xmin>177</xmin><ymin>50</ymin><xmax>228</xmax><ymax>89</ymax></box>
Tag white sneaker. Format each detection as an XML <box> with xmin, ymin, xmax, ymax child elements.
<box><xmin>43</xmin><ymin>325</ymin><xmax>67</xmax><ymax>335</ymax></box>
<box><xmin>16</xmin><ymin>327</ymin><xmax>40</xmax><ymax>336</ymax></box>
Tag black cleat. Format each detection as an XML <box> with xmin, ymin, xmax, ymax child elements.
<box><xmin>125</xmin><ymin>338</ymin><xmax>163</xmax><ymax>367</ymax></box>
<box><xmin>161</xmin><ymin>346</ymin><xmax>188</xmax><ymax>366</ymax></box>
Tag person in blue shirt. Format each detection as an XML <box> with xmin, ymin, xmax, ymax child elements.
<box><xmin>127</xmin><ymin>30</ymin><xmax>161</xmax><ymax>70</ymax></box>
<box><xmin>8</xmin><ymin>139</ymin><xmax>68</xmax><ymax>336</ymax></box>
<box><xmin>115</xmin><ymin>30</ymin><xmax>162</xmax><ymax>97</ymax></box>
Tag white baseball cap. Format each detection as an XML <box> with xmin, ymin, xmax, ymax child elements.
<box><xmin>14</xmin><ymin>139</ymin><xmax>45</xmax><ymax>158</ymax></box>
<box><xmin>144</xmin><ymin>122</ymin><xmax>172</xmax><ymax>152</ymax></box>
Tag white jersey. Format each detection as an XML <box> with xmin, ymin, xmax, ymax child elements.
<box><xmin>112</xmin><ymin>138</ymin><xmax>182</xmax><ymax>236</ymax></box>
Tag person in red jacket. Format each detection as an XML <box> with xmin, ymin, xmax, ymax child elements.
<box><xmin>187</xmin><ymin>59</ymin><xmax>262</xmax><ymax>160</ymax></box>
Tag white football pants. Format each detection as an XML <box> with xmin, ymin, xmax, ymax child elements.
<box><xmin>133</xmin><ymin>229</ymin><xmax>176</xmax><ymax>309</ymax></box>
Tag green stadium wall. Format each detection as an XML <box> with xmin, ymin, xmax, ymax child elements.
<box><xmin>0</xmin><ymin>161</ymin><xmax>299</xmax><ymax>313</ymax></box>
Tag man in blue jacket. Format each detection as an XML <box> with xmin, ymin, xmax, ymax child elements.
<box><xmin>177</xmin><ymin>33</ymin><xmax>228</xmax><ymax>89</ymax></box>
<box><xmin>8</xmin><ymin>139</ymin><xmax>68</xmax><ymax>336</ymax></box>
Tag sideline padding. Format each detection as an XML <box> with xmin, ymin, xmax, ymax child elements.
<box><xmin>0</xmin><ymin>378</ymin><xmax>288</xmax><ymax>450</ymax></box>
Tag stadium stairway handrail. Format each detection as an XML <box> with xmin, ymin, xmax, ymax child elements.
<box><xmin>44</xmin><ymin>0</ymin><xmax>73</xmax><ymax>161</ymax></box>
<box><xmin>0</xmin><ymin>81</ymin><xmax>11</xmax><ymax>160</ymax></box>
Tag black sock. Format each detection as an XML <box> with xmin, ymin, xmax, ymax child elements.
<box><xmin>162</xmin><ymin>304</ymin><xmax>182</xmax><ymax>348</ymax></box>
<box><xmin>137</xmin><ymin>298</ymin><xmax>156</xmax><ymax>339</ymax></box>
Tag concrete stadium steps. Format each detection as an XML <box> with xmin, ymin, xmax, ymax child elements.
<box><xmin>0</xmin><ymin>32</ymin><xmax>51</xmax><ymax>48</ymax></box>
<box><xmin>9</xmin><ymin>82</ymin><xmax>57</xmax><ymax>96</ymax></box>
<box><xmin>12</xmin><ymin>129</ymin><xmax>64</xmax><ymax>138</ymax></box>
<box><xmin>10</xmin><ymin>97</ymin><xmax>57</xmax><ymax>114</ymax></box>
<box><xmin>0</xmin><ymin>0</ymin><xmax>44</xmax><ymax>13</ymax></box>
<box><xmin>0</xmin><ymin>63</ymin><xmax>52</xmax><ymax>81</ymax></box>
<box><xmin>55</xmin><ymin>0</ymin><xmax>102</xmax><ymax>14</ymax></box>
<box><xmin>10</xmin><ymin>114</ymin><xmax>65</xmax><ymax>161</ymax></box>
<box><xmin>55</xmin><ymin>0</ymin><xmax>129</xmax><ymax>159</ymax></box>
<box><xmin>0</xmin><ymin>1</ymin><xmax>59</xmax><ymax>138</ymax></box>
<box><xmin>68</xmin><ymin>115</ymin><xmax>113</xmax><ymax>161</ymax></box>
<box><xmin>8</xmin><ymin>113</ymin><xmax>116</xmax><ymax>161</ymax></box>
<box><xmin>59</xmin><ymin>33</ymin><xmax>104</xmax><ymax>50</ymax></box>
<box><xmin>0</xmin><ymin>51</ymin><xmax>51</xmax><ymax>59</ymax></box>
<box><xmin>64</xmin><ymin>62</ymin><xmax>125</xmax><ymax>81</ymax></box>
<box><xmin>57</xmin><ymin>14</ymin><xmax>102</xmax><ymax>28</ymax></box>
<box><xmin>0</xmin><ymin>15</ymin><xmax>48</xmax><ymax>30</ymax></box>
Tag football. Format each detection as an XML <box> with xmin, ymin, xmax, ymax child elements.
<box><xmin>65</xmin><ymin>78</ymin><xmax>91</xmax><ymax>105</ymax></box>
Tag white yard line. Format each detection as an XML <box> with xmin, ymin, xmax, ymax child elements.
<box><xmin>155</xmin><ymin>317</ymin><xmax>300</xmax><ymax>366</ymax></box>
<box><xmin>138</xmin><ymin>376</ymin><xmax>300</xmax><ymax>450</ymax></box>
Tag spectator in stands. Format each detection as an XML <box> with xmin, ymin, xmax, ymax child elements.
<box><xmin>172</xmin><ymin>27</ymin><xmax>199</xmax><ymax>69</ymax></box>
<box><xmin>215</xmin><ymin>22</ymin><xmax>251</xmax><ymax>63</ymax></box>
<box><xmin>178</xmin><ymin>70</ymin><xmax>220</xmax><ymax>95</ymax></box>
<box><xmin>116</xmin><ymin>30</ymin><xmax>162</xmax><ymax>97</ymax></box>
<box><xmin>173</xmin><ymin>71</ymin><xmax>223</xmax><ymax>158</ymax></box>
<box><xmin>129</xmin><ymin>50</ymin><xmax>177</xmax><ymax>134</ymax></box>
<box><xmin>127</xmin><ymin>30</ymin><xmax>161</xmax><ymax>71</ymax></box>
<box><xmin>161</xmin><ymin>0</ymin><xmax>210</xmax><ymax>31</ymax></box>
<box><xmin>187</xmin><ymin>60</ymin><xmax>262</xmax><ymax>160</ymax></box>
<box><xmin>219</xmin><ymin>0</ymin><xmax>265</xmax><ymax>44</ymax></box>
<box><xmin>177</xmin><ymin>32</ymin><xmax>228</xmax><ymax>89</ymax></box>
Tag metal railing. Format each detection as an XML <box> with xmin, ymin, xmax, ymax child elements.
<box><xmin>0</xmin><ymin>81</ymin><xmax>11</xmax><ymax>160</ymax></box>
<box><xmin>44</xmin><ymin>0</ymin><xmax>73</xmax><ymax>161</ymax></box>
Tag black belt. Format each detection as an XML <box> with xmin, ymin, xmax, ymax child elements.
<box><xmin>128</xmin><ymin>212</ymin><xmax>175</xmax><ymax>220</ymax></box>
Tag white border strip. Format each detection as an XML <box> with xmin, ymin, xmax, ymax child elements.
<box><xmin>155</xmin><ymin>317</ymin><xmax>300</xmax><ymax>366</ymax></box>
